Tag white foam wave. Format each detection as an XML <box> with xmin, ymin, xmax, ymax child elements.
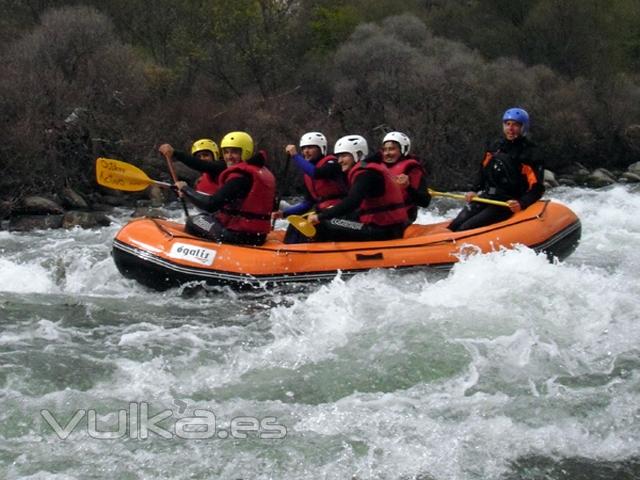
<box><xmin>0</xmin><ymin>258</ymin><xmax>56</xmax><ymax>293</ymax></box>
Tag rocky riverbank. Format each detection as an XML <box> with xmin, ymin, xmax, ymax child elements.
<box><xmin>1</xmin><ymin>161</ymin><xmax>639</xmax><ymax>232</ymax></box>
<box><xmin>0</xmin><ymin>184</ymin><xmax>170</xmax><ymax>232</ymax></box>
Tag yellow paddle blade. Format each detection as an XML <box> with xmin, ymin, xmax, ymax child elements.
<box><xmin>428</xmin><ymin>188</ymin><xmax>510</xmax><ymax>208</ymax></box>
<box><xmin>96</xmin><ymin>158</ymin><xmax>167</xmax><ymax>192</ymax></box>
<box><xmin>287</xmin><ymin>214</ymin><xmax>317</xmax><ymax>238</ymax></box>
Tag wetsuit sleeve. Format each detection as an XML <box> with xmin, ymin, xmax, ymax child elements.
<box><xmin>292</xmin><ymin>153</ymin><xmax>315</xmax><ymax>177</ymax></box>
<box><xmin>318</xmin><ymin>170</ymin><xmax>384</xmax><ymax>221</ymax></box>
<box><xmin>471</xmin><ymin>158</ymin><xmax>485</xmax><ymax>192</ymax></box>
<box><xmin>283</xmin><ymin>199</ymin><xmax>314</xmax><ymax>217</ymax></box>
<box><xmin>407</xmin><ymin>173</ymin><xmax>431</xmax><ymax>208</ymax></box>
<box><xmin>181</xmin><ymin>175</ymin><xmax>251</xmax><ymax>211</ymax></box>
<box><xmin>313</xmin><ymin>160</ymin><xmax>343</xmax><ymax>179</ymax></box>
<box><xmin>173</xmin><ymin>151</ymin><xmax>226</xmax><ymax>177</ymax></box>
<box><xmin>517</xmin><ymin>160</ymin><xmax>545</xmax><ymax>209</ymax></box>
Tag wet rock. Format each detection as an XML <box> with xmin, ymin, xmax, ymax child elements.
<box><xmin>597</xmin><ymin>167</ymin><xmax>616</xmax><ymax>178</ymax></box>
<box><xmin>60</xmin><ymin>187</ymin><xmax>89</xmax><ymax>210</ymax></box>
<box><xmin>556</xmin><ymin>162</ymin><xmax>590</xmax><ymax>185</ymax></box>
<box><xmin>628</xmin><ymin>161</ymin><xmax>640</xmax><ymax>176</ymax></box>
<box><xmin>62</xmin><ymin>211</ymin><xmax>111</xmax><ymax>229</ymax></box>
<box><xmin>131</xmin><ymin>206</ymin><xmax>165</xmax><ymax>218</ymax></box>
<box><xmin>585</xmin><ymin>168</ymin><xmax>616</xmax><ymax>187</ymax></box>
<box><xmin>90</xmin><ymin>203</ymin><xmax>114</xmax><ymax>212</ymax></box>
<box><xmin>9</xmin><ymin>214</ymin><xmax>64</xmax><ymax>231</ymax></box>
<box><xmin>557</xmin><ymin>176</ymin><xmax>577</xmax><ymax>187</ymax></box>
<box><xmin>17</xmin><ymin>196</ymin><xmax>64</xmax><ymax>215</ymax></box>
<box><xmin>99</xmin><ymin>194</ymin><xmax>129</xmax><ymax>206</ymax></box>
<box><xmin>621</xmin><ymin>172</ymin><xmax>640</xmax><ymax>183</ymax></box>
<box><xmin>147</xmin><ymin>184</ymin><xmax>166</xmax><ymax>207</ymax></box>
<box><xmin>543</xmin><ymin>169</ymin><xmax>560</xmax><ymax>188</ymax></box>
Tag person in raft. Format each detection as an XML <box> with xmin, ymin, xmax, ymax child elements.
<box><xmin>159</xmin><ymin>138</ymin><xmax>226</xmax><ymax>195</ymax></box>
<box><xmin>306</xmin><ymin>135</ymin><xmax>409</xmax><ymax>242</ymax></box>
<box><xmin>448</xmin><ymin>107</ymin><xmax>545</xmax><ymax>232</ymax></box>
<box><xmin>173</xmin><ymin>131</ymin><xmax>276</xmax><ymax>246</ymax></box>
<box><xmin>273</xmin><ymin>131</ymin><xmax>348</xmax><ymax>243</ymax></box>
<box><xmin>377</xmin><ymin>131</ymin><xmax>431</xmax><ymax>223</ymax></box>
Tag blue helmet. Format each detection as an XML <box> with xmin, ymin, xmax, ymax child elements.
<box><xmin>502</xmin><ymin>108</ymin><xmax>530</xmax><ymax>136</ymax></box>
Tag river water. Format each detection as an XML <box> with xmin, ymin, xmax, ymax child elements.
<box><xmin>0</xmin><ymin>186</ymin><xmax>639</xmax><ymax>480</ymax></box>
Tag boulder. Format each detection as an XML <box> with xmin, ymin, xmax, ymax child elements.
<box><xmin>17</xmin><ymin>196</ymin><xmax>64</xmax><ymax>215</ymax></box>
<box><xmin>89</xmin><ymin>203</ymin><xmax>114</xmax><ymax>212</ymax></box>
<box><xmin>621</xmin><ymin>172</ymin><xmax>640</xmax><ymax>183</ymax></box>
<box><xmin>585</xmin><ymin>168</ymin><xmax>616</xmax><ymax>188</ymax></box>
<box><xmin>557</xmin><ymin>162</ymin><xmax>590</xmax><ymax>185</ymax></box>
<box><xmin>147</xmin><ymin>184</ymin><xmax>167</xmax><ymax>207</ymax></box>
<box><xmin>628</xmin><ymin>161</ymin><xmax>640</xmax><ymax>176</ymax></box>
<box><xmin>557</xmin><ymin>176</ymin><xmax>577</xmax><ymax>187</ymax></box>
<box><xmin>99</xmin><ymin>194</ymin><xmax>130</xmax><ymax>207</ymax></box>
<box><xmin>9</xmin><ymin>214</ymin><xmax>64</xmax><ymax>231</ymax></box>
<box><xmin>596</xmin><ymin>167</ymin><xmax>616</xmax><ymax>178</ymax></box>
<box><xmin>60</xmin><ymin>187</ymin><xmax>89</xmax><ymax>210</ymax></box>
<box><xmin>131</xmin><ymin>206</ymin><xmax>165</xmax><ymax>218</ymax></box>
<box><xmin>543</xmin><ymin>169</ymin><xmax>560</xmax><ymax>188</ymax></box>
<box><xmin>62</xmin><ymin>211</ymin><xmax>111</xmax><ymax>229</ymax></box>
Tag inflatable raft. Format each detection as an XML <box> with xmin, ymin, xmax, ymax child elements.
<box><xmin>112</xmin><ymin>200</ymin><xmax>581</xmax><ymax>290</ymax></box>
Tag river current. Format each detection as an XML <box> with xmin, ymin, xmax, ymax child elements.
<box><xmin>0</xmin><ymin>185</ymin><xmax>638</xmax><ymax>479</ymax></box>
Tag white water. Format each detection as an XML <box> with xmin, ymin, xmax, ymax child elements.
<box><xmin>0</xmin><ymin>186</ymin><xmax>639</xmax><ymax>479</ymax></box>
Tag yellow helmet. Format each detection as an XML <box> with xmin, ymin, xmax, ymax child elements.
<box><xmin>220</xmin><ymin>131</ymin><xmax>254</xmax><ymax>161</ymax></box>
<box><xmin>191</xmin><ymin>138</ymin><xmax>220</xmax><ymax>160</ymax></box>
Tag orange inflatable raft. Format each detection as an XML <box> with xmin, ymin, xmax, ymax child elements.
<box><xmin>112</xmin><ymin>200</ymin><xmax>581</xmax><ymax>290</ymax></box>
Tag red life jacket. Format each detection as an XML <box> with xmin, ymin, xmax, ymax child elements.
<box><xmin>347</xmin><ymin>162</ymin><xmax>408</xmax><ymax>226</ymax></box>
<box><xmin>195</xmin><ymin>172</ymin><xmax>220</xmax><ymax>195</ymax></box>
<box><xmin>215</xmin><ymin>162</ymin><xmax>276</xmax><ymax>234</ymax></box>
<box><xmin>302</xmin><ymin>155</ymin><xmax>347</xmax><ymax>210</ymax></box>
<box><xmin>386</xmin><ymin>157</ymin><xmax>426</xmax><ymax>213</ymax></box>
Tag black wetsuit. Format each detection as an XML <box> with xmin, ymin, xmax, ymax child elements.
<box><xmin>449</xmin><ymin>136</ymin><xmax>544</xmax><ymax>232</ymax></box>
<box><xmin>181</xmin><ymin>154</ymin><xmax>269</xmax><ymax>245</ymax></box>
<box><xmin>173</xmin><ymin>151</ymin><xmax>226</xmax><ymax>183</ymax></box>
<box><xmin>314</xmin><ymin>168</ymin><xmax>406</xmax><ymax>242</ymax></box>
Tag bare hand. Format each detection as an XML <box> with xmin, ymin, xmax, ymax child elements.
<box><xmin>159</xmin><ymin>143</ymin><xmax>174</xmax><ymax>160</ymax></box>
<box><xmin>395</xmin><ymin>174</ymin><xmax>409</xmax><ymax>188</ymax></box>
<box><xmin>507</xmin><ymin>200</ymin><xmax>522</xmax><ymax>213</ymax></box>
<box><xmin>464</xmin><ymin>191</ymin><xmax>477</xmax><ymax>203</ymax></box>
<box><xmin>307</xmin><ymin>213</ymin><xmax>319</xmax><ymax>225</ymax></box>
<box><xmin>271</xmin><ymin>211</ymin><xmax>283</xmax><ymax>220</ymax></box>
<box><xmin>285</xmin><ymin>144</ymin><xmax>297</xmax><ymax>156</ymax></box>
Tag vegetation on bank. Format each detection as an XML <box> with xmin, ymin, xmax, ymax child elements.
<box><xmin>1</xmin><ymin>0</ymin><xmax>640</xmax><ymax>206</ymax></box>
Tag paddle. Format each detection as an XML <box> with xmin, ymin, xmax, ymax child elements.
<box><xmin>428</xmin><ymin>189</ymin><xmax>510</xmax><ymax>207</ymax></box>
<box><xmin>286</xmin><ymin>211</ymin><xmax>316</xmax><ymax>238</ymax></box>
<box><xmin>163</xmin><ymin>153</ymin><xmax>190</xmax><ymax>217</ymax></box>
<box><xmin>96</xmin><ymin>157</ymin><xmax>171</xmax><ymax>191</ymax></box>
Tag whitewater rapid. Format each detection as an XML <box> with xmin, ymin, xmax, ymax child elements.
<box><xmin>0</xmin><ymin>186</ymin><xmax>638</xmax><ymax>479</ymax></box>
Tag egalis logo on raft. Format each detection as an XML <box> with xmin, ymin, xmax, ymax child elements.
<box><xmin>168</xmin><ymin>243</ymin><xmax>217</xmax><ymax>266</ymax></box>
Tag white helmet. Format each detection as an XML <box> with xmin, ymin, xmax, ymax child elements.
<box><xmin>299</xmin><ymin>131</ymin><xmax>328</xmax><ymax>156</ymax></box>
<box><xmin>382</xmin><ymin>131</ymin><xmax>411</xmax><ymax>156</ymax></box>
<box><xmin>333</xmin><ymin>135</ymin><xmax>369</xmax><ymax>162</ymax></box>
